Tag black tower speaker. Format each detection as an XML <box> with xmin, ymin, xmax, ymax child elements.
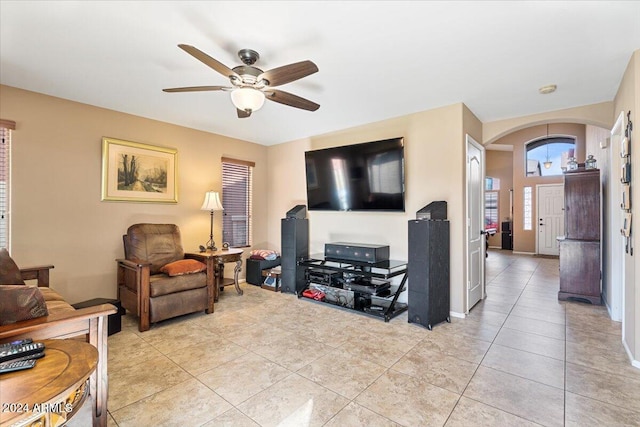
<box><xmin>407</xmin><ymin>219</ymin><xmax>450</xmax><ymax>330</ymax></box>
<box><xmin>281</xmin><ymin>217</ymin><xmax>309</xmax><ymax>294</ymax></box>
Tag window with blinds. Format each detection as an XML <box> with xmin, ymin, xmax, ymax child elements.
<box><xmin>221</xmin><ymin>157</ymin><xmax>254</xmax><ymax>247</ymax></box>
<box><xmin>0</xmin><ymin>120</ymin><xmax>15</xmax><ymax>250</ymax></box>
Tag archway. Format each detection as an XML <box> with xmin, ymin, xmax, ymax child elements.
<box><xmin>483</xmin><ymin>104</ymin><xmax>622</xmax><ymax>323</ymax></box>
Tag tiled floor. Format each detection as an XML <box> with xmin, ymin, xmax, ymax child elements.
<box><xmin>100</xmin><ymin>250</ymin><xmax>639</xmax><ymax>426</ymax></box>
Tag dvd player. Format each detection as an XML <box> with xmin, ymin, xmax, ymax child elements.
<box><xmin>306</xmin><ymin>268</ymin><xmax>341</xmax><ymax>286</ymax></box>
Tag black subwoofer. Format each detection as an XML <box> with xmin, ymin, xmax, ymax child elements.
<box><xmin>246</xmin><ymin>257</ymin><xmax>281</xmax><ymax>285</ymax></box>
<box><xmin>281</xmin><ymin>217</ymin><xmax>309</xmax><ymax>294</ymax></box>
<box><xmin>407</xmin><ymin>219</ymin><xmax>450</xmax><ymax>330</ymax></box>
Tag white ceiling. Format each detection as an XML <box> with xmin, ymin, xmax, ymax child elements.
<box><xmin>1</xmin><ymin>1</ymin><xmax>639</xmax><ymax>146</ymax></box>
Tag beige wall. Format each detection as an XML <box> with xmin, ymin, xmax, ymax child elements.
<box><xmin>492</xmin><ymin>123</ymin><xmax>586</xmax><ymax>253</ymax></box>
<box><xmin>1</xmin><ymin>85</ymin><xmax>268</xmax><ymax>304</ymax></box>
<box><xmin>266</xmin><ymin>137</ymin><xmax>311</xmax><ymax>249</ymax></box>
<box><xmin>613</xmin><ymin>50</ymin><xmax>639</xmax><ymax>367</ymax></box>
<box><xmin>266</xmin><ymin>103</ymin><xmax>471</xmax><ymax>314</ymax></box>
<box><xmin>485</xmin><ymin>150</ymin><xmax>514</xmax><ymax>248</ymax></box>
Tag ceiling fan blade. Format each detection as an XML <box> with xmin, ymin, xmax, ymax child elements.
<box><xmin>163</xmin><ymin>85</ymin><xmax>230</xmax><ymax>93</ymax></box>
<box><xmin>264</xmin><ymin>89</ymin><xmax>320</xmax><ymax>111</ymax></box>
<box><xmin>237</xmin><ymin>109</ymin><xmax>251</xmax><ymax>118</ymax></box>
<box><xmin>259</xmin><ymin>60</ymin><xmax>318</xmax><ymax>87</ymax></box>
<box><xmin>178</xmin><ymin>44</ymin><xmax>240</xmax><ymax>80</ymax></box>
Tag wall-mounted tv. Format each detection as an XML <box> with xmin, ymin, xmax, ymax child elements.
<box><xmin>305</xmin><ymin>137</ymin><xmax>405</xmax><ymax>212</ymax></box>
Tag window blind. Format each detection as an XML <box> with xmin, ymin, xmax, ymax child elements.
<box><xmin>0</xmin><ymin>120</ymin><xmax>16</xmax><ymax>250</ymax></box>
<box><xmin>221</xmin><ymin>158</ymin><xmax>254</xmax><ymax>247</ymax></box>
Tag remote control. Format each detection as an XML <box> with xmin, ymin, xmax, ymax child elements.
<box><xmin>10</xmin><ymin>351</ymin><xmax>45</xmax><ymax>363</ymax></box>
<box><xmin>0</xmin><ymin>338</ymin><xmax>33</xmax><ymax>350</ymax></box>
<box><xmin>0</xmin><ymin>342</ymin><xmax>45</xmax><ymax>363</ymax></box>
<box><xmin>0</xmin><ymin>359</ymin><xmax>37</xmax><ymax>374</ymax></box>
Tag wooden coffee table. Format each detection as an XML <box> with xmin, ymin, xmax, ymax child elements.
<box><xmin>0</xmin><ymin>339</ymin><xmax>98</xmax><ymax>427</ymax></box>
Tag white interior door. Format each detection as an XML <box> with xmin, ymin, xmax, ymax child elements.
<box><xmin>466</xmin><ymin>135</ymin><xmax>485</xmax><ymax>311</ymax></box>
<box><xmin>537</xmin><ymin>184</ymin><xmax>564</xmax><ymax>256</ymax></box>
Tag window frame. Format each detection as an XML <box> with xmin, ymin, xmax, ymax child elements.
<box><xmin>485</xmin><ymin>190</ymin><xmax>499</xmax><ymax>233</ymax></box>
<box><xmin>524</xmin><ymin>136</ymin><xmax>576</xmax><ymax>177</ymax></box>
<box><xmin>221</xmin><ymin>157</ymin><xmax>255</xmax><ymax>248</ymax></box>
<box><xmin>523</xmin><ymin>186</ymin><xmax>532</xmax><ymax>231</ymax></box>
<box><xmin>0</xmin><ymin>119</ymin><xmax>16</xmax><ymax>250</ymax></box>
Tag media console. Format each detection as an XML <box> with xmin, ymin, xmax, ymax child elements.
<box><xmin>297</xmin><ymin>254</ymin><xmax>408</xmax><ymax>322</ymax></box>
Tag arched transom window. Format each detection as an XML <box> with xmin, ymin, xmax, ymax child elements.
<box><xmin>525</xmin><ymin>136</ymin><xmax>575</xmax><ymax>177</ymax></box>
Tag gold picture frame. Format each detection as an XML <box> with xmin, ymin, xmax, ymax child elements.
<box><xmin>101</xmin><ymin>137</ymin><xmax>178</xmax><ymax>203</ymax></box>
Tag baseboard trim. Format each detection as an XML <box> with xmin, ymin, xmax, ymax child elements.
<box><xmin>512</xmin><ymin>251</ymin><xmax>536</xmax><ymax>256</ymax></box>
<box><xmin>450</xmin><ymin>311</ymin><xmax>466</xmax><ymax>319</ymax></box>
<box><xmin>622</xmin><ymin>338</ymin><xmax>640</xmax><ymax>370</ymax></box>
<box><xmin>603</xmin><ymin>299</ymin><xmax>623</xmax><ymax>322</ymax></box>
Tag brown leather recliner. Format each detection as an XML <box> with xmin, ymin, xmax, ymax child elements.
<box><xmin>117</xmin><ymin>224</ymin><xmax>215</xmax><ymax>332</ymax></box>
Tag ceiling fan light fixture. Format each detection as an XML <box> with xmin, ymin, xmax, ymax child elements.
<box><xmin>230</xmin><ymin>87</ymin><xmax>265</xmax><ymax>113</ymax></box>
<box><xmin>165</xmin><ymin>45</ymin><xmax>319</xmax><ymax>115</ymax></box>
<box><xmin>543</xmin><ymin>124</ymin><xmax>552</xmax><ymax>169</ymax></box>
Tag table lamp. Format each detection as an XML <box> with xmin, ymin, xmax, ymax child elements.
<box><xmin>201</xmin><ymin>191</ymin><xmax>224</xmax><ymax>251</ymax></box>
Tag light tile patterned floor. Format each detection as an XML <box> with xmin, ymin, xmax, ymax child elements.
<box><xmin>97</xmin><ymin>251</ymin><xmax>639</xmax><ymax>426</ymax></box>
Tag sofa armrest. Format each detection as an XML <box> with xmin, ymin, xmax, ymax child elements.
<box><xmin>116</xmin><ymin>258</ymin><xmax>152</xmax><ymax>268</ymax></box>
<box><xmin>183</xmin><ymin>253</ymin><xmax>216</xmax><ymax>311</ymax></box>
<box><xmin>0</xmin><ymin>304</ymin><xmax>116</xmax><ymax>342</ymax></box>
<box><xmin>0</xmin><ymin>303</ymin><xmax>115</xmax><ymax>427</ymax></box>
<box><xmin>116</xmin><ymin>258</ymin><xmax>152</xmax><ymax>332</ymax></box>
<box><xmin>19</xmin><ymin>265</ymin><xmax>55</xmax><ymax>287</ymax></box>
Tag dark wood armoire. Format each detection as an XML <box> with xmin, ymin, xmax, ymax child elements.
<box><xmin>558</xmin><ymin>168</ymin><xmax>601</xmax><ymax>304</ymax></box>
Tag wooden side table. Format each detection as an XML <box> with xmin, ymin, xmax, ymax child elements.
<box><xmin>0</xmin><ymin>339</ymin><xmax>98</xmax><ymax>427</ymax></box>
<box><xmin>187</xmin><ymin>248</ymin><xmax>244</xmax><ymax>302</ymax></box>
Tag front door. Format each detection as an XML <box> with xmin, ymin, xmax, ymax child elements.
<box><xmin>466</xmin><ymin>135</ymin><xmax>485</xmax><ymax>311</ymax></box>
<box><xmin>537</xmin><ymin>184</ymin><xmax>564</xmax><ymax>256</ymax></box>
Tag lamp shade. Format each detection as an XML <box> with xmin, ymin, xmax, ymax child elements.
<box><xmin>201</xmin><ymin>191</ymin><xmax>224</xmax><ymax>211</ymax></box>
<box><xmin>230</xmin><ymin>88</ymin><xmax>265</xmax><ymax>112</ymax></box>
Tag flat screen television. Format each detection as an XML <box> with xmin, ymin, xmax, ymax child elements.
<box><xmin>305</xmin><ymin>137</ymin><xmax>405</xmax><ymax>211</ymax></box>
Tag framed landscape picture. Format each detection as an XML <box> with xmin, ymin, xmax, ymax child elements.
<box><xmin>101</xmin><ymin>137</ymin><xmax>178</xmax><ymax>203</ymax></box>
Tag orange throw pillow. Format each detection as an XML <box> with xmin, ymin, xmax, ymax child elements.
<box><xmin>160</xmin><ymin>259</ymin><xmax>206</xmax><ymax>277</ymax></box>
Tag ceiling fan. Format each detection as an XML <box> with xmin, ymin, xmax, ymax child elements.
<box><xmin>163</xmin><ymin>44</ymin><xmax>320</xmax><ymax>118</ymax></box>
